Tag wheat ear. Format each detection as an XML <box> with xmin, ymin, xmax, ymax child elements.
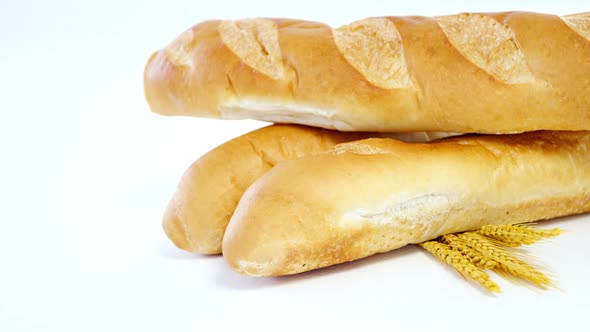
<box><xmin>419</xmin><ymin>241</ymin><xmax>501</xmax><ymax>293</ymax></box>
<box><xmin>458</xmin><ymin>232</ymin><xmax>552</xmax><ymax>287</ymax></box>
<box><xmin>478</xmin><ymin>224</ymin><xmax>561</xmax><ymax>246</ymax></box>
<box><xmin>441</xmin><ymin>234</ymin><xmax>498</xmax><ymax>269</ymax></box>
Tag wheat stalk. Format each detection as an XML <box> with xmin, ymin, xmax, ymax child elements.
<box><xmin>458</xmin><ymin>232</ymin><xmax>552</xmax><ymax>287</ymax></box>
<box><xmin>441</xmin><ymin>234</ymin><xmax>498</xmax><ymax>269</ymax></box>
<box><xmin>419</xmin><ymin>240</ymin><xmax>501</xmax><ymax>293</ymax></box>
<box><xmin>419</xmin><ymin>223</ymin><xmax>562</xmax><ymax>292</ymax></box>
<box><xmin>478</xmin><ymin>224</ymin><xmax>561</xmax><ymax>246</ymax></box>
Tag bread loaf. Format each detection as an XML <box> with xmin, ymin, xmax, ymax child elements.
<box><xmin>145</xmin><ymin>12</ymin><xmax>590</xmax><ymax>133</ymax></box>
<box><xmin>222</xmin><ymin>131</ymin><xmax>590</xmax><ymax>276</ymax></box>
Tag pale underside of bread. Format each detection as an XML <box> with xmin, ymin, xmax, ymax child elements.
<box><xmin>145</xmin><ymin>12</ymin><xmax>590</xmax><ymax>133</ymax></box>
<box><xmin>163</xmin><ymin>124</ymin><xmax>460</xmax><ymax>254</ymax></box>
<box><xmin>222</xmin><ymin>131</ymin><xmax>590</xmax><ymax>276</ymax></box>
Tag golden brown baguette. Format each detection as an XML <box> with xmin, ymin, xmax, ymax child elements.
<box><xmin>163</xmin><ymin>124</ymin><xmax>369</xmax><ymax>254</ymax></box>
<box><xmin>222</xmin><ymin>131</ymin><xmax>590</xmax><ymax>276</ymax></box>
<box><xmin>145</xmin><ymin>12</ymin><xmax>590</xmax><ymax>133</ymax></box>
<box><xmin>164</xmin><ymin>124</ymin><xmax>459</xmax><ymax>254</ymax></box>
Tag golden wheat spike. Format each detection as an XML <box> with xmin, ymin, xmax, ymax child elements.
<box><xmin>419</xmin><ymin>241</ymin><xmax>501</xmax><ymax>293</ymax></box>
<box><xmin>458</xmin><ymin>232</ymin><xmax>552</xmax><ymax>287</ymax></box>
<box><xmin>478</xmin><ymin>224</ymin><xmax>561</xmax><ymax>246</ymax></box>
<box><xmin>441</xmin><ymin>234</ymin><xmax>498</xmax><ymax>269</ymax></box>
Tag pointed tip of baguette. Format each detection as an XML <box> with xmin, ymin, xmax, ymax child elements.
<box><xmin>162</xmin><ymin>197</ymin><xmax>222</xmax><ymax>255</ymax></box>
<box><xmin>162</xmin><ymin>196</ymin><xmax>200</xmax><ymax>252</ymax></box>
<box><xmin>221</xmin><ymin>176</ymin><xmax>308</xmax><ymax>276</ymax></box>
<box><xmin>162</xmin><ymin>203</ymin><xmax>194</xmax><ymax>252</ymax></box>
<box><xmin>222</xmin><ymin>217</ymin><xmax>286</xmax><ymax>276</ymax></box>
<box><xmin>144</xmin><ymin>21</ymin><xmax>222</xmax><ymax>118</ymax></box>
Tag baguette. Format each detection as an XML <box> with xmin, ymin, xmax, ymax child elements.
<box><xmin>145</xmin><ymin>12</ymin><xmax>590</xmax><ymax>133</ymax></box>
<box><xmin>222</xmin><ymin>131</ymin><xmax>590</xmax><ymax>276</ymax></box>
<box><xmin>164</xmin><ymin>124</ymin><xmax>457</xmax><ymax>254</ymax></box>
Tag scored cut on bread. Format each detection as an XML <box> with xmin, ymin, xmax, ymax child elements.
<box><xmin>222</xmin><ymin>131</ymin><xmax>590</xmax><ymax>276</ymax></box>
<box><xmin>145</xmin><ymin>12</ymin><xmax>590</xmax><ymax>133</ymax></box>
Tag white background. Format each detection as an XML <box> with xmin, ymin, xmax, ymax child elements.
<box><xmin>2</xmin><ymin>0</ymin><xmax>590</xmax><ymax>331</ymax></box>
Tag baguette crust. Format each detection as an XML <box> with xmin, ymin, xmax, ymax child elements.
<box><xmin>145</xmin><ymin>12</ymin><xmax>590</xmax><ymax>133</ymax></box>
<box><xmin>222</xmin><ymin>131</ymin><xmax>590</xmax><ymax>276</ymax></box>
